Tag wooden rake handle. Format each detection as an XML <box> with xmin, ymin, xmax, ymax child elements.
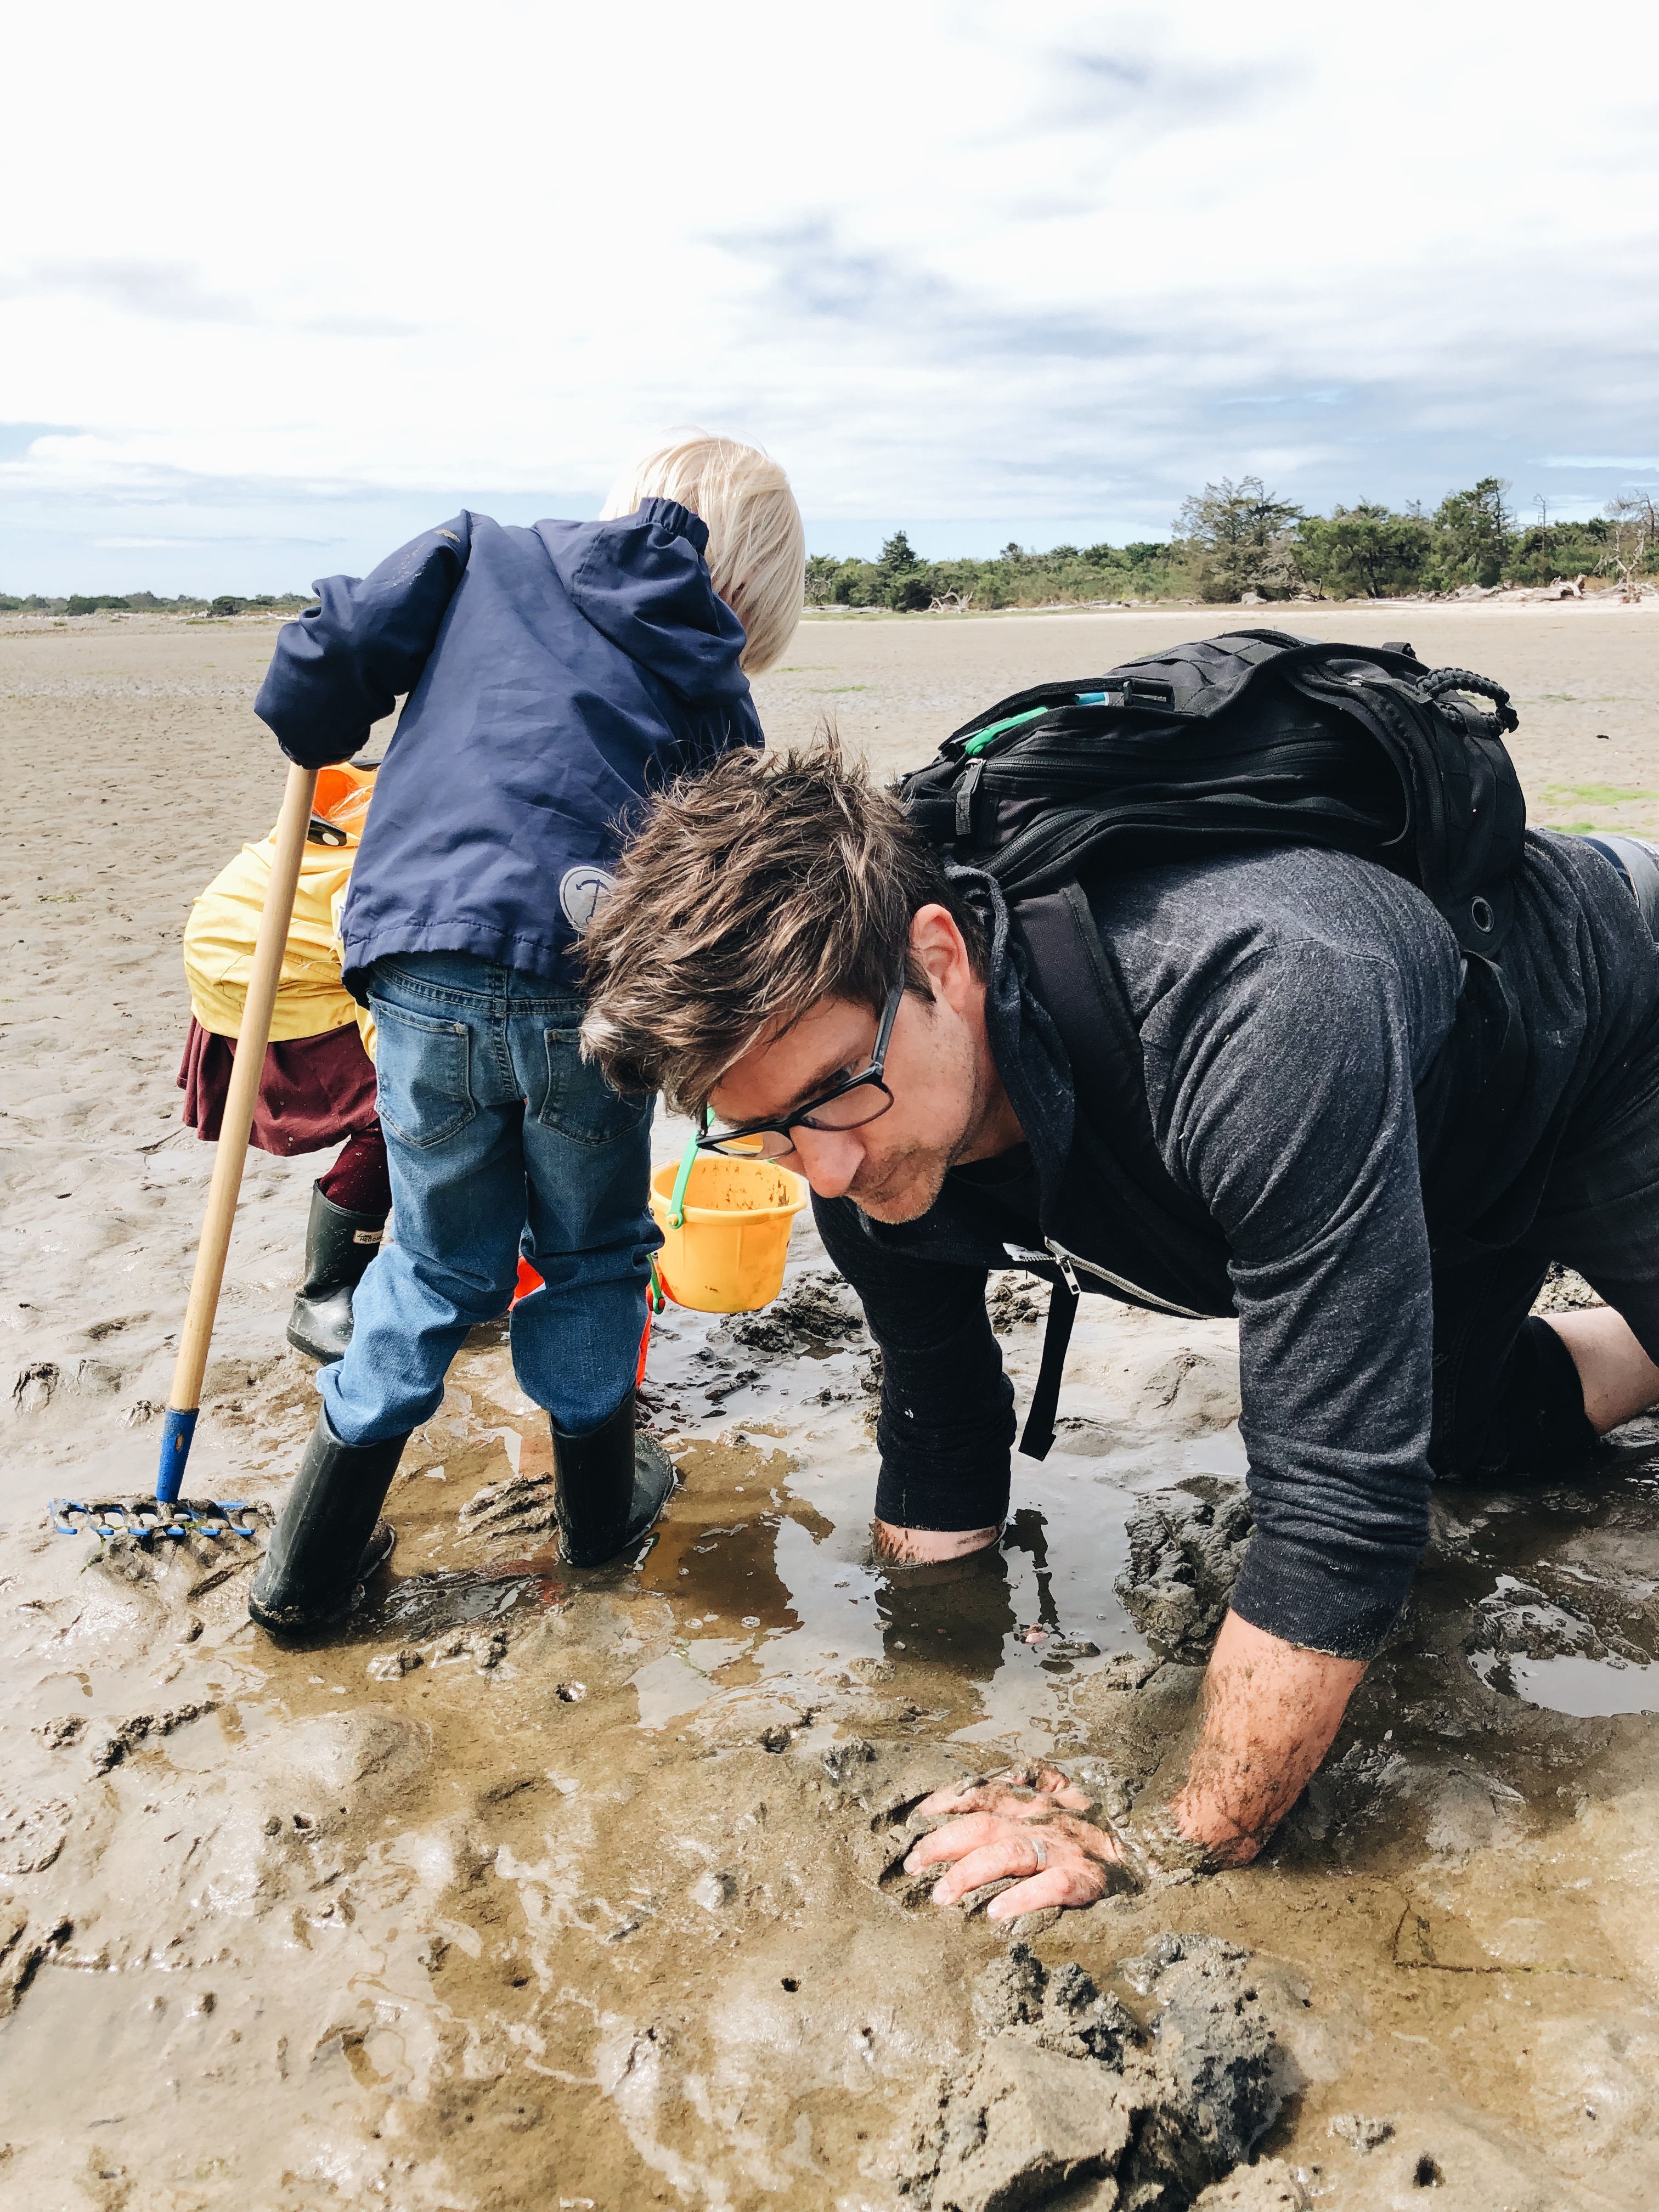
<box><xmin>157</xmin><ymin>760</ymin><xmax>319</xmax><ymax>1499</ymax></box>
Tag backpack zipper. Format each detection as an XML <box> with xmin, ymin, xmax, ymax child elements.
<box><xmin>1043</xmin><ymin>1235</ymin><xmax>1210</xmax><ymax>1319</ymax></box>
<box><xmin>986</xmin><ymin>736</ymin><xmax>1349</xmax><ymax>790</ymax></box>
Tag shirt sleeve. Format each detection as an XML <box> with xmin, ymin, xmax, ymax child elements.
<box><xmin>811</xmin><ymin>1194</ymin><xmax>1016</xmax><ymax>1532</ymax></box>
<box><xmin>1149</xmin><ymin>939</ymin><xmax>1435</xmax><ymax>1659</ymax></box>
<box><xmin>254</xmin><ymin>515</ymin><xmax>472</xmax><ymax>767</ymax></box>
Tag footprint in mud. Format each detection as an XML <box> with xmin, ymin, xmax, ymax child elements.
<box><xmin>370</xmin><ymin>1568</ymin><xmax>549</xmax><ymax>1645</ymax></box>
<box><xmin>456</xmin><ymin>1429</ymin><xmax>558</xmax><ymax>1551</ymax></box>
<box><xmin>0</xmin><ymin>1798</ymin><xmax>72</xmax><ymax>1876</ymax></box>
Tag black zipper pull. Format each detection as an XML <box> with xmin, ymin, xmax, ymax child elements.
<box><xmin>955</xmin><ymin>756</ymin><xmax>985</xmax><ymax>844</ymax></box>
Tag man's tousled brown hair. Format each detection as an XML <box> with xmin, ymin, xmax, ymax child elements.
<box><xmin>579</xmin><ymin>746</ymin><xmax>985</xmax><ymax>1111</ymax></box>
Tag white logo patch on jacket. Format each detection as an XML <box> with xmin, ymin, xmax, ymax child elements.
<box><xmin>559</xmin><ymin>865</ymin><xmax>618</xmax><ymax>933</ymax></box>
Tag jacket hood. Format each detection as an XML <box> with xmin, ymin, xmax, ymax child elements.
<box><xmin>535</xmin><ymin>498</ymin><xmax>752</xmax><ymax>705</ymax></box>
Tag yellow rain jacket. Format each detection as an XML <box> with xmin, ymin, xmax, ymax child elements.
<box><xmin>183</xmin><ymin>766</ymin><xmax>377</xmax><ymax>1056</ymax></box>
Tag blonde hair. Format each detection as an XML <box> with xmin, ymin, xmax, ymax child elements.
<box><xmin>600</xmin><ymin>429</ymin><xmax>804</xmax><ymax>674</ymax></box>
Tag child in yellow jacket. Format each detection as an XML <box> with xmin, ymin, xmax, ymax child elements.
<box><xmin>178</xmin><ymin>760</ymin><xmax>387</xmax><ymax>1359</ymax></box>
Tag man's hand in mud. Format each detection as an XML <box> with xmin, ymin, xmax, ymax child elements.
<box><xmin>904</xmin><ymin>1763</ymin><xmax>1126</xmax><ymax>1921</ymax></box>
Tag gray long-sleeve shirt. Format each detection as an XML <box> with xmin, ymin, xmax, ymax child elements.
<box><xmin>814</xmin><ymin>831</ymin><xmax>1659</xmax><ymax>1657</ymax></box>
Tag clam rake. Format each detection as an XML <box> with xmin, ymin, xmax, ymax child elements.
<box><xmin>48</xmin><ymin>1497</ymin><xmax>261</xmax><ymax>1542</ymax></box>
<box><xmin>50</xmin><ymin>761</ymin><xmax>320</xmax><ymax>1547</ymax></box>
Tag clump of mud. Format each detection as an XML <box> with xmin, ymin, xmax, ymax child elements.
<box><xmin>636</xmin><ymin>1265</ymin><xmax>883</xmax><ymax>1424</ymax></box>
<box><xmin>988</xmin><ymin>1273</ymin><xmax>1049</xmax><ymax>1334</ymax></box>
<box><xmin>1118</xmin><ymin>1932</ymin><xmax>1281</xmax><ymax>2175</ymax></box>
<box><xmin>721</xmin><ymin>1271</ymin><xmax>869</xmax><ymax>1358</ymax></box>
<box><xmin>458</xmin><ymin>1467</ymin><xmax>560</xmax><ymax>1550</ymax></box>
<box><xmin>1115</xmin><ymin>1477</ymin><xmax>1253</xmax><ymax>1663</ymax></box>
<box><xmin>900</xmin><ymin>1932</ymin><xmax>1282</xmax><ymax>2210</ymax></box>
<box><xmin>1474</xmin><ymin>1572</ymin><xmax>1650</xmax><ymax>1670</ymax></box>
<box><xmin>1531</xmin><ymin>1262</ymin><xmax>1603</xmax><ymax>1314</ymax></box>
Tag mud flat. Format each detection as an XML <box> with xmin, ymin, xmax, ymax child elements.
<box><xmin>4</xmin><ymin>603</ymin><xmax>1659</xmax><ymax>2205</ymax></box>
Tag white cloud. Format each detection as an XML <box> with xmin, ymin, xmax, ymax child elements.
<box><xmin>2</xmin><ymin>0</ymin><xmax>1655</xmax><ymax>588</ymax></box>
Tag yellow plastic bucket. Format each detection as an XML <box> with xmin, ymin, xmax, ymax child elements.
<box><xmin>648</xmin><ymin>1147</ymin><xmax>808</xmax><ymax>1313</ymax></box>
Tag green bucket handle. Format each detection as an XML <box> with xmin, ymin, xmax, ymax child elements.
<box><xmin>666</xmin><ymin>1133</ymin><xmax>700</xmax><ymax>1229</ymax></box>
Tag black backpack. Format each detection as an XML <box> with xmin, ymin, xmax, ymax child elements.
<box><xmin>898</xmin><ymin>629</ymin><xmax>1527</xmax><ymax>959</ymax></box>
<box><xmin>898</xmin><ymin>630</ymin><xmax>1532</xmax><ymax>1460</ymax></box>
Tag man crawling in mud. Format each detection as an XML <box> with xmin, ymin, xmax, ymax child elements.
<box><xmin>579</xmin><ymin>748</ymin><xmax>1659</xmax><ymax>1916</ymax></box>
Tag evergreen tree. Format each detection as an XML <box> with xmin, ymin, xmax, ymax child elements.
<box><xmin>1428</xmin><ymin>478</ymin><xmax>1514</xmax><ymax>588</ymax></box>
<box><xmin>1175</xmin><ymin>476</ymin><xmax>1303</xmax><ymax>600</ymax></box>
<box><xmin>1296</xmin><ymin>504</ymin><xmax>1433</xmax><ymax>598</ymax></box>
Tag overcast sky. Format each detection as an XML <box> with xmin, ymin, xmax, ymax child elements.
<box><xmin>4</xmin><ymin>0</ymin><xmax>1655</xmax><ymax>592</ymax></box>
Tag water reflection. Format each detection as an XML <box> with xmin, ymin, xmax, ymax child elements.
<box><xmin>640</xmin><ymin>1508</ymin><xmax>803</xmax><ymax>1630</ymax></box>
<box><xmin>874</xmin><ymin>1541</ymin><xmax>1019</xmax><ymax>1678</ymax></box>
<box><xmin>642</xmin><ymin>1441</ymin><xmax>1139</xmax><ymax>1744</ymax></box>
<box><xmin>617</xmin><ymin>1242</ymin><xmax>1195</xmax><ymax>1742</ymax></box>
<box><xmin>1470</xmin><ymin>1647</ymin><xmax>1659</xmax><ymax>1716</ymax></box>
<box><xmin>1004</xmin><ymin>1507</ymin><xmax>1063</xmax><ymax>1632</ymax></box>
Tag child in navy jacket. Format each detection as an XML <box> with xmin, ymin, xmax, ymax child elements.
<box><xmin>249</xmin><ymin>433</ymin><xmax>803</xmax><ymax>1631</ymax></box>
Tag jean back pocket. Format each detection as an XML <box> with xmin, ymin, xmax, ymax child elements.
<box><xmin>536</xmin><ymin>1027</ymin><xmax>652</xmax><ymax>1146</ymax></box>
<box><xmin>371</xmin><ymin>997</ymin><xmax>477</xmax><ymax>1149</ymax></box>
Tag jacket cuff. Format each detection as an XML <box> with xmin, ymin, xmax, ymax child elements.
<box><xmin>1227</xmin><ymin>1533</ymin><xmax>1415</xmax><ymax>1662</ymax></box>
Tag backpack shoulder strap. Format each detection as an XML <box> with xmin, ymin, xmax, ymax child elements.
<box><xmin>1009</xmin><ymin>881</ymin><xmax>1213</xmax><ymax>1239</ymax></box>
<box><xmin>1006</xmin><ymin>882</ymin><xmax>1234</xmax><ymax>1461</ymax></box>
<box><xmin>1012</xmin><ymin>883</ymin><xmax>1152</xmax><ymax>1139</ymax></box>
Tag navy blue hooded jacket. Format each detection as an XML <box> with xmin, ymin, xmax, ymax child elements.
<box><xmin>253</xmin><ymin>499</ymin><xmax>761</xmax><ymax>995</ymax></box>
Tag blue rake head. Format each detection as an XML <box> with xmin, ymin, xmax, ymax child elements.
<box><xmin>49</xmin><ymin>1498</ymin><xmax>261</xmax><ymax>1541</ymax></box>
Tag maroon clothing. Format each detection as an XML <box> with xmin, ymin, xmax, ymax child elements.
<box><xmin>317</xmin><ymin>1125</ymin><xmax>391</xmax><ymax>1216</ymax></box>
<box><xmin>178</xmin><ymin>1017</ymin><xmax>379</xmax><ymax>1156</ymax></box>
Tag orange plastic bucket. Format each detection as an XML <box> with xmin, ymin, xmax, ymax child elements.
<box><xmin>513</xmin><ymin>1254</ymin><xmax>652</xmax><ymax>1381</ymax></box>
<box><xmin>312</xmin><ymin>763</ymin><xmax>376</xmax><ymax>843</ymax></box>
<box><xmin>648</xmin><ymin>1149</ymin><xmax>808</xmax><ymax>1313</ymax></box>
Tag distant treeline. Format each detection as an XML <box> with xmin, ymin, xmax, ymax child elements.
<box><xmin>806</xmin><ymin>478</ymin><xmax>1659</xmax><ymax>611</ymax></box>
<box><xmin>0</xmin><ymin>591</ymin><xmax>316</xmax><ymax>617</ymax></box>
<box><xmin>13</xmin><ymin>477</ymin><xmax>1656</xmax><ymax>620</ymax></box>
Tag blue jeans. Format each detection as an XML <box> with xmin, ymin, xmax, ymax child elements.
<box><xmin>320</xmin><ymin>952</ymin><xmax>657</xmax><ymax>1446</ymax></box>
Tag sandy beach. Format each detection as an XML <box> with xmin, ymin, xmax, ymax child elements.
<box><xmin>5</xmin><ymin>599</ymin><xmax>1659</xmax><ymax>2208</ymax></box>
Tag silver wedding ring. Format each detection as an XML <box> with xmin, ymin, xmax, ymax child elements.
<box><xmin>1030</xmin><ymin>1838</ymin><xmax>1048</xmax><ymax>1870</ymax></box>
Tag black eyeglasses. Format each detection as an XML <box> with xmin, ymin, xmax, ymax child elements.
<box><xmin>696</xmin><ymin>977</ymin><xmax>905</xmax><ymax>1160</ymax></box>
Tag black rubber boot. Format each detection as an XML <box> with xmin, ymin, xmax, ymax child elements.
<box><xmin>552</xmin><ymin>1389</ymin><xmax>677</xmax><ymax>1567</ymax></box>
<box><xmin>250</xmin><ymin>1409</ymin><xmax>405</xmax><ymax>1632</ymax></box>
<box><xmin>286</xmin><ymin>1182</ymin><xmax>387</xmax><ymax>1364</ymax></box>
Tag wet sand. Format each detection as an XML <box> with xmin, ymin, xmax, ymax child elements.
<box><xmin>4</xmin><ymin>601</ymin><xmax>1659</xmax><ymax>2207</ymax></box>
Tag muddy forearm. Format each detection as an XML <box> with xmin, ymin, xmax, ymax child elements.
<box><xmin>1164</xmin><ymin>1610</ymin><xmax>1367</xmax><ymax>1867</ymax></box>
